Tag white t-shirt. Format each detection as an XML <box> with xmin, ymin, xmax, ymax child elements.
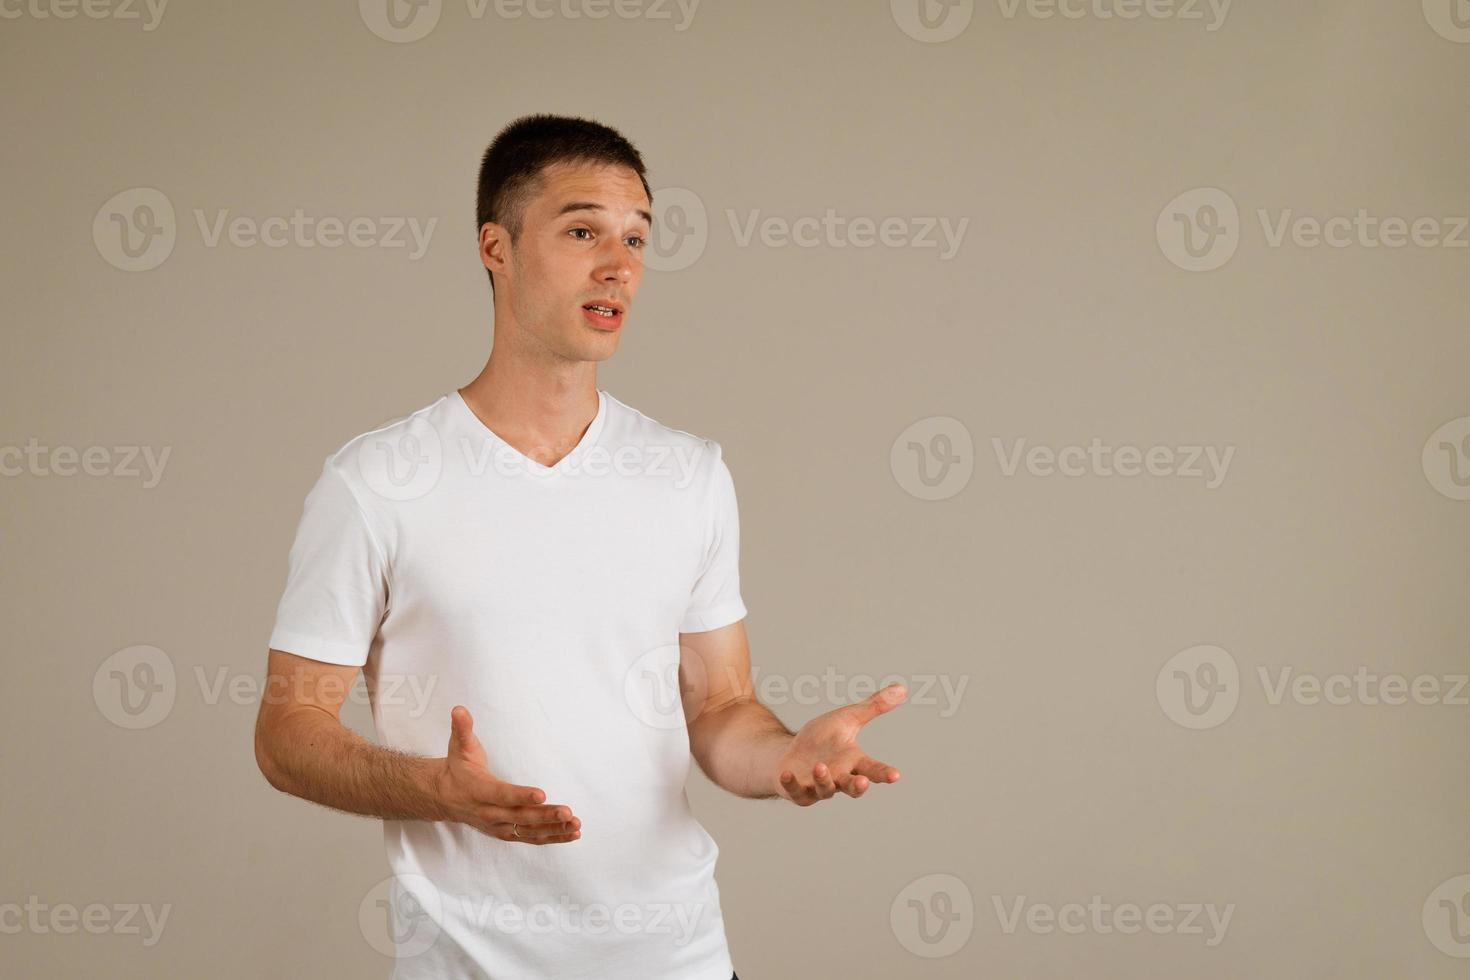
<box><xmin>268</xmin><ymin>388</ymin><xmax>747</xmax><ymax>980</ymax></box>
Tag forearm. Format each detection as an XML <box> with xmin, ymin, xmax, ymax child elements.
<box><xmin>255</xmin><ymin>706</ymin><xmax>448</xmax><ymax>822</ymax></box>
<box><xmin>688</xmin><ymin>697</ymin><xmax>795</xmax><ymax>799</ymax></box>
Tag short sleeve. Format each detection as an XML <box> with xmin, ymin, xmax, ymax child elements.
<box><xmin>267</xmin><ymin>460</ymin><xmax>389</xmax><ymax>667</ymax></box>
<box><xmin>679</xmin><ymin>443</ymin><xmax>748</xmax><ymax>633</ymax></box>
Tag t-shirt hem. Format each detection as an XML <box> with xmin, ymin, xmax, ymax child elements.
<box><xmin>679</xmin><ymin>598</ymin><xmax>748</xmax><ymax>634</ymax></box>
<box><xmin>267</xmin><ymin>628</ymin><xmax>369</xmax><ymax>667</ymax></box>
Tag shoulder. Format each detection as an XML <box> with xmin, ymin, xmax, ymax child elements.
<box><xmin>601</xmin><ymin>391</ymin><xmax>732</xmax><ymax>487</ymax></box>
<box><xmin>316</xmin><ymin>392</ymin><xmax>455</xmax><ymax>508</ymax></box>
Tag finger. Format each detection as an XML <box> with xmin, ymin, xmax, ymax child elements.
<box><xmin>845</xmin><ymin>684</ymin><xmax>907</xmax><ymax>727</ymax></box>
<box><xmin>779</xmin><ymin>770</ymin><xmax>817</xmax><ymax>807</ymax></box>
<box><xmin>487</xmin><ymin>804</ymin><xmax>576</xmax><ymax>827</ymax></box>
<box><xmin>472</xmin><ymin>775</ymin><xmax>548</xmax><ymax>808</ymax></box>
<box><xmin>519</xmin><ymin>817</ymin><xmax>581</xmax><ymax>837</ymax></box>
<box><xmin>492</xmin><ymin>821</ymin><xmax>582</xmax><ymax>844</ymax></box>
<box><xmin>812</xmin><ymin>762</ymin><xmax>837</xmax><ymax>800</ymax></box>
<box><xmin>835</xmin><ymin>773</ymin><xmax>870</xmax><ymax>798</ymax></box>
<box><xmin>853</xmin><ymin>757</ymin><xmax>901</xmax><ymax>783</ymax></box>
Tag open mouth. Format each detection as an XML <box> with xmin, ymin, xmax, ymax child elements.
<box><xmin>582</xmin><ymin>300</ymin><xmax>624</xmax><ymax>329</ymax></box>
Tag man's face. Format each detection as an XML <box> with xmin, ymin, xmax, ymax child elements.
<box><xmin>485</xmin><ymin>160</ymin><xmax>651</xmax><ymax>362</ymax></box>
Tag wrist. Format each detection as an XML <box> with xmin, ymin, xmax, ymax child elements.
<box><xmin>768</xmin><ymin>736</ymin><xmax>795</xmax><ymax>797</ymax></box>
<box><xmin>424</xmin><ymin>757</ymin><xmax>455</xmax><ymax>822</ymax></box>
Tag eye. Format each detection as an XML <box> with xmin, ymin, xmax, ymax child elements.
<box><xmin>568</xmin><ymin>227</ymin><xmax>593</xmax><ymax>241</ymax></box>
<box><xmin>625</xmin><ymin>235</ymin><xmax>648</xmax><ymax>249</ymax></box>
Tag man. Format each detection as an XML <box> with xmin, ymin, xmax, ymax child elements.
<box><xmin>254</xmin><ymin>113</ymin><xmax>906</xmax><ymax>979</ymax></box>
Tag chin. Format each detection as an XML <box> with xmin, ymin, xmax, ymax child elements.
<box><xmin>565</xmin><ymin>334</ymin><xmax>619</xmax><ymax>362</ymax></box>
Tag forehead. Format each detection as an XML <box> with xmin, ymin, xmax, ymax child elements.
<box><xmin>526</xmin><ymin>161</ymin><xmax>651</xmax><ymax>223</ymax></box>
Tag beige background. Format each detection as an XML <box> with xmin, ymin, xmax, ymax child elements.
<box><xmin>3</xmin><ymin>0</ymin><xmax>1469</xmax><ymax>977</ymax></box>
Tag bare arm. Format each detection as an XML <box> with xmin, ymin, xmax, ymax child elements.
<box><xmin>682</xmin><ymin>622</ymin><xmax>906</xmax><ymax>806</ymax></box>
<box><xmin>682</xmin><ymin>622</ymin><xmax>795</xmax><ymax>799</ymax></box>
<box><xmin>253</xmin><ymin>648</ymin><xmax>582</xmax><ymax>843</ymax></box>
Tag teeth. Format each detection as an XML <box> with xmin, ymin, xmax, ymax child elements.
<box><xmin>588</xmin><ymin>306</ymin><xmax>615</xmax><ymax>316</ymax></box>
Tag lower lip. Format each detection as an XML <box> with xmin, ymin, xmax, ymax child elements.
<box><xmin>582</xmin><ymin>307</ymin><xmax>623</xmax><ymax>331</ymax></box>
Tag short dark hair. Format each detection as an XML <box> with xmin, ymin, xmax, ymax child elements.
<box><xmin>476</xmin><ymin>113</ymin><xmax>652</xmax><ymax>293</ymax></box>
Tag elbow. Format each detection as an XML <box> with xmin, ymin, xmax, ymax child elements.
<box><xmin>253</xmin><ymin>719</ymin><xmax>287</xmax><ymax>792</ymax></box>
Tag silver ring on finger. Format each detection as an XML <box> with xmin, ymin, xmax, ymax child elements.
<box><xmin>512</xmin><ymin>823</ymin><xmax>521</xmax><ymax>838</ymax></box>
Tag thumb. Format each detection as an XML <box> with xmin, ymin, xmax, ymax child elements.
<box><xmin>847</xmin><ymin>683</ymin><xmax>907</xmax><ymax>727</ymax></box>
<box><xmin>448</xmin><ymin>705</ymin><xmax>484</xmax><ymax>759</ymax></box>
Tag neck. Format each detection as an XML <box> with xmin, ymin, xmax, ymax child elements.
<box><xmin>458</xmin><ymin>347</ymin><xmax>600</xmax><ymax>468</ymax></box>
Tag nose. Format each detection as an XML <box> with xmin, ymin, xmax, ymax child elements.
<box><xmin>592</xmin><ymin>238</ymin><xmax>635</xmax><ymax>285</ymax></box>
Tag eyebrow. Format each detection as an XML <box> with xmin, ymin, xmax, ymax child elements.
<box><xmin>554</xmin><ymin>201</ymin><xmax>653</xmax><ymax>227</ymax></box>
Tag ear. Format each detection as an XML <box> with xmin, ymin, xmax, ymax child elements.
<box><xmin>480</xmin><ymin>221</ymin><xmax>512</xmax><ymax>280</ymax></box>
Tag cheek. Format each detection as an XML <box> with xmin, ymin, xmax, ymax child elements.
<box><xmin>537</xmin><ymin>251</ymin><xmax>585</xmax><ymax>293</ymax></box>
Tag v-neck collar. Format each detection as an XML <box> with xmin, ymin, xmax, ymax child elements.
<box><xmin>449</xmin><ymin>388</ymin><xmax>608</xmax><ymax>477</ymax></box>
